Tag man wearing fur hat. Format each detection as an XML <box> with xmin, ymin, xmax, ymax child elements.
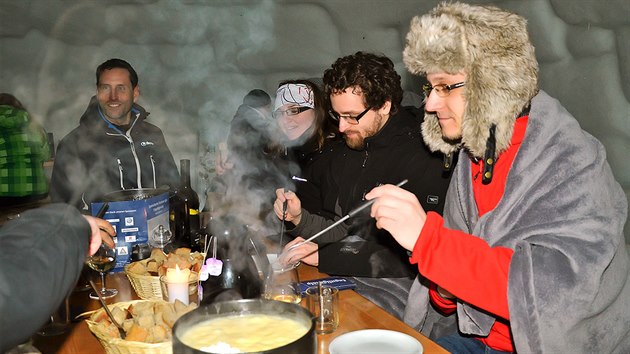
<box><xmin>367</xmin><ymin>2</ymin><xmax>629</xmax><ymax>353</ymax></box>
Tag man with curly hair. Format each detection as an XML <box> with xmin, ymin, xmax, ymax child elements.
<box><xmin>274</xmin><ymin>52</ymin><xmax>452</xmax><ymax>319</ymax></box>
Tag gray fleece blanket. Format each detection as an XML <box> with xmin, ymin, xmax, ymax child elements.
<box><xmin>404</xmin><ymin>91</ymin><xmax>630</xmax><ymax>353</ymax></box>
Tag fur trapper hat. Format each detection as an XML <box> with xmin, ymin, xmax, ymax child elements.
<box><xmin>403</xmin><ymin>2</ymin><xmax>539</xmax><ymax>159</ymax></box>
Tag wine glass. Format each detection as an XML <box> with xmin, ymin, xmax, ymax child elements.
<box><xmin>86</xmin><ymin>243</ymin><xmax>118</xmax><ymax>299</ymax></box>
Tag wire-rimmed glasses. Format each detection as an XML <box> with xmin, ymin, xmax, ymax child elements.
<box><xmin>328</xmin><ymin>106</ymin><xmax>372</xmax><ymax>125</ymax></box>
<box><xmin>422</xmin><ymin>81</ymin><xmax>466</xmax><ymax>98</ymax></box>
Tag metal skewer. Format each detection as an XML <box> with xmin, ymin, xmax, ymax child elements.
<box><xmin>278</xmin><ymin>188</ymin><xmax>288</xmax><ymax>255</ymax></box>
<box><xmin>89</xmin><ymin>280</ymin><xmax>126</xmax><ymax>339</ymax></box>
<box><xmin>289</xmin><ymin>179</ymin><xmax>408</xmax><ymax>249</ymax></box>
<box><xmin>95</xmin><ymin>202</ymin><xmax>113</xmax><ymax>240</ymax></box>
<box><xmin>95</xmin><ymin>202</ymin><xmax>109</xmax><ymax>219</ymax></box>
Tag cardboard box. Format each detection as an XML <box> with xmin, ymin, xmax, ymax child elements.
<box><xmin>92</xmin><ymin>190</ymin><xmax>170</xmax><ymax>272</ymax></box>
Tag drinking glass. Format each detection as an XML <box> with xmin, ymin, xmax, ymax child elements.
<box><xmin>86</xmin><ymin>243</ymin><xmax>117</xmax><ymax>299</ymax></box>
<box><xmin>306</xmin><ymin>285</ymin><xmax>339</xmax><ymax>334</ymax></box>
<box><xmin>263</xmin><ymin>261</ymin><xmax>301</xmax><ymax>304</ymax></box>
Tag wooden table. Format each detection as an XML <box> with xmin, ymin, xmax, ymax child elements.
<box><xmin>0</xmin><ymin>198</ymin><xmax>50</xmax><ymax>226</ymax></box>
<box><xmin>32</xmin><ymin>265</ymin><xmax>448</xmax><ymax>354</ymax></box>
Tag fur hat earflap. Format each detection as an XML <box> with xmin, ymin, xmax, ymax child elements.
<box><xmin>403</xmin><ymin>2</ymin><xmax>539</xmax><ymax>158</ymax></box>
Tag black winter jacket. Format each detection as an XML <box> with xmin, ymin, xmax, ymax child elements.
<box><xmin>50</xmin><ymin>97</ymin><xmax>179</xmax><ymax>210</ymax></box>
<box><xmin>282</xmin><ymin>132</ymin><xmax>343</xmax><ymax>221</ymax></box>
<box><xmin>292</xmin><ymin>106</ymin><xmax>452</xmax><ymax>278</ymax></box>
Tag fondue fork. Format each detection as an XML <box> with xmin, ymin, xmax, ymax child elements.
<box><xmin>95</xmin><ymin>202</ymin><xmax>113</xmax><ymax>238</ymax></box>
<box><xmin>278</xmin><ymin>188</ymin><xmax>288</xmax><ymax>254</ymax></box>
<box><xmin>95</xmin><ymin>202</ymin><xmax>109</xmax><ymax>219</ymax></box>
<box><xmin>89</xmin><ymin>280</ymin><xmax>126</xmax><ymax>339</ymax></box>
<box><xmin>288</xmin><ymin>179</ymin><xmax>408</xmax><ymax>250</ymax></box>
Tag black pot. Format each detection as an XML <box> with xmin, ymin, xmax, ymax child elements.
<box><xmin>172</xmin><ymin>299</ymin><xmax>316</xmax><ymax>354</ymax></box>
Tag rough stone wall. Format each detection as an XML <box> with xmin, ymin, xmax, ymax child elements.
<box><xmin>1</xmin><ymin>0</ymin><xmax>628</xmax><ymax>241</ymax></box>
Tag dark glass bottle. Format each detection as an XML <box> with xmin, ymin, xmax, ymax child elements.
<box><xmin>170</xmin><ymin>159</ymin><xmax>201</xmax><ymax>251</ymax></box>
<box><xmin>198</xmin><ymin>217</ymin><xmax>262</xmax><ymax>305</ymax></box>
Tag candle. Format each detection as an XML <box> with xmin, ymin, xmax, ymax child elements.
<box><xmin>165</xmin><ymin>265</ymin><xmax>191</xmax><ymax>305</ymax></box>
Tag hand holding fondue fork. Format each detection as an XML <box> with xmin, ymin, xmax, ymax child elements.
<box><xmin>276</xmin><ymin>180</ymin><xmax>408</xmax><ymax>266</ymax></box>
<box><xmin>273</xmin><ymin>188</ymin><xmax>303</xmax><ymax>225</ymax></box>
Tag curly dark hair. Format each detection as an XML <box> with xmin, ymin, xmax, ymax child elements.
<box><xmin>323</xmin><ymin>51</ymin><xmax>403</xmax><ymax>116</ymax></box>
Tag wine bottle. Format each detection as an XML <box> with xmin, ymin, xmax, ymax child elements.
<box><xmin>198</xmin><ymin>217</ymin><xmax>262</xmax><ymax>305</ymax></box>
<box><xmin>171</xmin><ymin>159</ymin><xmax>201</xmax><ymax>251</ymax></box>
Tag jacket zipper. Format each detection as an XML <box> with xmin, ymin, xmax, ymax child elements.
<box><xmin>104</xmin><ymin>110</ymin><xmax>158</xmax><ymax>190</ymax></box>
<box><xmin>362</xmin><ymin>149</ymin><xmax>369</xmax><ymax>168</ymax></box>
<box><xmin>116</xmin><ymin>112</ymin><xmax>143</xmax><ymax>188</ymax></box>
<box><xmin>117</xmin><ymin>159</ymin><xmax>125</xmax><ymax>189</ymax></box>
<box><xmin>150</xmin><ymin>155</ymin><xmax>156</xmax><ymax>188</ymax></box>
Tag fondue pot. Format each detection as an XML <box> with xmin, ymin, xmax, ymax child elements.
<box><xmin>172</xmin><ymin>299</ymin><xmax>316</xmax><ymax>354</ymax></box>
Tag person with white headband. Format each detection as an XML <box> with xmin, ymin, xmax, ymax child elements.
<box><xmin>271</xmin><ymin>79</ymin><xmax>341</xmax><ymax>223</ymax></box>
<box><xmin>367</xmin><ymin>2</ymin><xmax>630</xmax><ymax>353</ymax></box>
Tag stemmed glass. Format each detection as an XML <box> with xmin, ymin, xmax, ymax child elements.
<box><xmin>86</xmin><ymin>243</ymin><xmax>118</xmax><ymax>299</ymax></box>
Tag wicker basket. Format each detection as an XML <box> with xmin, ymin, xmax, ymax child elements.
<box><xmin>86</xmin><ymin>300</ymin><xmax>172</xmax><ymax>354</ymax></box>
<box><xmin>124</xmin><ymin>259</ymin><xmax>198</xmax><ymax>300</ymax></box>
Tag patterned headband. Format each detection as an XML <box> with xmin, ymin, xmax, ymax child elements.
<box><xmin>274</xmin><ymin>83</ymin><xmax>315</xmax><ymax>111</ymax></box>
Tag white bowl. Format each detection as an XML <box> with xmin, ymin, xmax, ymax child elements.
<box><xmin>329</xmin><ymin>329</ymin><xmax>423</xmax><ymax>354</ymax></box>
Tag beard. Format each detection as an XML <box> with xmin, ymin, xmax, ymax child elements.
<box><xmin>343</xmin><ymin>112</ymin><xmax>385</xmax><ymax>150</ymax></box>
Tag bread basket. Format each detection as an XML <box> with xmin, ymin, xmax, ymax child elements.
<box><xmin>86</xmin><ymin>300</ymin><xmax>172</xmax><ymax>354</ymax></box>
<box><xmin>124</xmin><ymin>259</ymin><xmax>198</xmax><ymax>300</ymax></box>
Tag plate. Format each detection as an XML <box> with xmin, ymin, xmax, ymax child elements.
<box><xmin>329</xmin><ymin>329</ymin><xmax>423</xmax><ymax>354</ymax></box>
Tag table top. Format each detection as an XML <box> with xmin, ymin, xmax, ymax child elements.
<box><xmin>32</xmin><ymin>264</ymin><xmax>448</xmax><ymax>354</ymax></box>
<box><xmin>0</xmin><ymin>198</ymin><xmax>50</xmax><ymax>226</ymax></box>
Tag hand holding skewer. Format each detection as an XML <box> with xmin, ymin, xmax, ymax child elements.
<box><xmin>288</xmin><ymin>179</ymin><xmax>409</xmax><ymax>250</ymax></box>
<box><xmin>274</xmin><ymin>188</ymin><xmax>302</xmax><ymax>224</ymax></box>
<box><xmin>366</xmin><ymin>180</ymin><xmax>427</xmax><ymax>251</ymax></box>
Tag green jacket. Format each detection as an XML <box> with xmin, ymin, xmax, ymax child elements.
<box><xmin>0</xmin><ymin>105</ymin><xmax>50</xmax><ymax>197</ymax></box>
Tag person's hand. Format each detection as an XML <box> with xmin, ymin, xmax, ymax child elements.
<box><xmin>214</xmin><ymin>142</ymin><xmax>234</xmax><ymax>175</ymax></box>
<box><xmin>365</xmin><ymin>184</ymin><xmax>427</xmax><ymax>251</ymax></box>
<box><xmin>83</xmin><ymin>215</ymin><xmax>116</xmax><ymax>255</ymax></box>
<box><xmin>274</xmin><ymin>189</ymin><xmax>303</xmax><ymax>225</ymax></box>
<box><xmin>280</xmin><ymin>237</ymin><xmax>319</xmax><ymax>266</ymax></box>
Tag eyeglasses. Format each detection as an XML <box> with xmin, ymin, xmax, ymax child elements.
<box><xmin>273</xmin><ymin>106</ymin><xmax>311</xmax><ymax>119</ymax></box>
<box><xmin>328</xmin><ymin>106</ymin><xmax>372</xmax><ymax>125</ymax></box>
<box><xmin>422</xmin><ymin>82</ymin><xmax>465</xmax><ymax>98</ymax></box>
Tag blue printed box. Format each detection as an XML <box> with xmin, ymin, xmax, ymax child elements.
<box><xmin>91</xmin><ymin>191</ymin><xmax>170</xmax><ymax>273</ymax></box>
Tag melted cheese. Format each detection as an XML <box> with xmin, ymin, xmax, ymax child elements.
<box><xmin>180</xmin><ymin>313</ymin><xmax>309</xmax><ymax>352</ymax></box>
